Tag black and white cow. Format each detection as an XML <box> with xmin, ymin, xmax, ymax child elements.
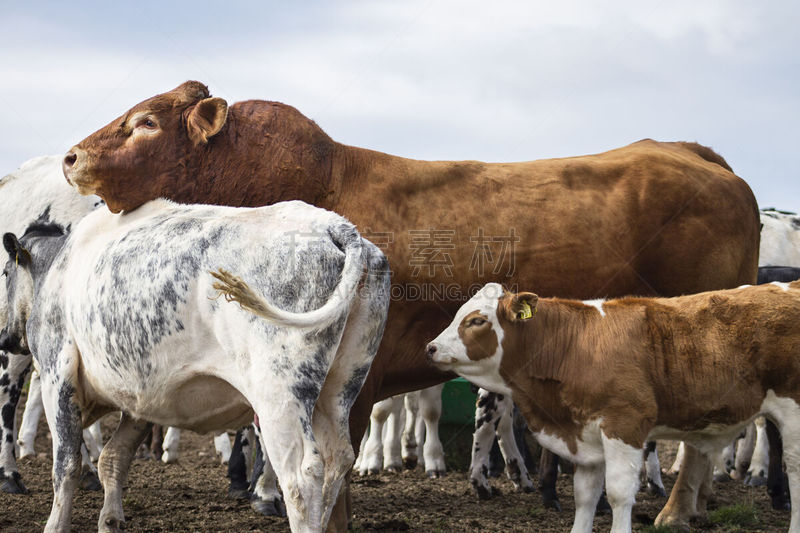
<box><xmin>0</xmin><ymin>198</ymin><xmax>390</xmax><ymax>533</ymax></box>
<box><xmin>0</xmin><ymin>156</ymin><xmax>101</xmax><ymax>494</ymax></box>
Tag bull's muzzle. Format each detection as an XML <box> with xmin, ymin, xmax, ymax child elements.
<box><xmin>62</xmin><ymin>147</ymin><xmax>82</xmax><ymax>185</ymax></box>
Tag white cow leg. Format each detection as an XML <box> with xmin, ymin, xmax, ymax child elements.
<box><xmin>360</xmin><ymin>399</ymin><xmax>390</xmax><ymax>475</ymax></box>
<box><xmin>242</xmin><ymin>425</ymin><xmax>255</xmax><ymax>476</ymax></box>
<box><xmin>603</xmin><ymin>436</ymin><xmax>643</xmax><ymax>533</ymax></box>
<box><xmin>0</xmin><ymin>352</ymin><xmax>31</xmax><ymax>494</ymax></box>
<box><xmin>570</xmin><ymin>463</ymin><xmax>605</xmax><ymax>533</ymax></box>
<box><xmin>668</xmin><ymin>440</ymin><xmax>685</xmax><ymax>474</ymax></box>
<box><xmin>85</xmin><ymin>420</ymin><xmax>104</xmax><ymax>462</ymax></box>
<box><xmin>17</xmin><ymin>368</ymin><xmax>42</xmax><ymax>459</ymax></box>
<box><xmin>213</xmin><ymin>430</ymin><xmax>232</xmax><ymax>464</ymax></box>
<box><xmin>768</xmin><ymin>399</ymin><xmax>800</xmax><ymax>533</ymax></box>
<box><xmin>643</xmin><ymin>441</ymin><xmax>666</xmax><ymax>496</ymax></box>
<box><xmin>78</xmin><ymin>440</ymin><xmax>101</xmax><ymax>491</ymax></box>
<box><xmin>353</xmin><ymin>428</ymin><xmax>368</xmax><ymax>472</ymax></box>
<box><xmin>747</xmin><ymin>416</ymin><xmax>769</xmax><ymax>486</ymax></box>
<box><xmin>420</xmin><ymin>384</ymin><xmax>445</xmax><ymax>478</ymax></box>
<box><xmin>40</xmin><ymin>375</ymin><xmax>83</xmax><ymax>533</ymax></box>
<box><xmin>382</xmin><ymin>396</ymin><xmax>404</xmax><ymax>472</ymax></box>
<box><xmin>732</xmin><ymin>423</ymin><xmax>756</xmax><ymax>481</ymax></box>
<box><xmin>494</xmin><ymin>394</ymin><xmax>534</xmax><ymax>492</ymax></box>
<box><xmin>161</xmin><ymin>426</ymin><xmax>181</xmax><ymax>464</ymax></box>
<box><xmin>97</xmin><ymin>412</ymin><xmax>152</xmax><ymax>533</ymax></box>
<box><xmin>469</xmin><ymin>389</ymin><xmax>503</xmax><ymax>499</ymax></box>
<box><xmin>250</xmin><ymin>424</ymin><xmax>285</xmax><ymax>517</ymax></box>
<box><xmin>401</xmin><ymin>391</ymin><xmax>420</xmax><ymax>469</ymax></box>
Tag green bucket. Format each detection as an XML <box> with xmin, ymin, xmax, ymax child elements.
<box><xmin>440</xmin><ymin>377</ymin><xmax>477</xmax><ymax>426</ymax></box>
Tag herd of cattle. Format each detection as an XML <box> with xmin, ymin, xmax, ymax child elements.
<box><xmin>0</xmin><ymin>80</ymin><xmax>799</xmax><ymax>532</ymax></box>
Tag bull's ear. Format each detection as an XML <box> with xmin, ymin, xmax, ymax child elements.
<box><xmin>186</xmin><ymin>97</ymin><xmax>228</xmax><ymax>145</ymax></box>
<box><xmin>3</xmin><ymin>233</ymin><xmax>30</xmax><ymax>267</ymax></box>
<box><xmin>503</xmin><ymin>292</ymin><xmax>539</xmax><ymax>322</ymax></box>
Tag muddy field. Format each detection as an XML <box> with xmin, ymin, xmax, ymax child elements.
<box><xmin>1</xmin><ymin>407</ymin><xmax>791</xmax><ymax>533</ymax></box>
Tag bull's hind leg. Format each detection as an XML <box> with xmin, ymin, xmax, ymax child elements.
<box><xmin>39</xmin><ymin>374</ymin><xmax>83</xmax><ymax>533</ymax></box>
<box><xmin>97</xmin><ymin>413</ymin><xmax>152</xmax><ymax>533</ymax></box>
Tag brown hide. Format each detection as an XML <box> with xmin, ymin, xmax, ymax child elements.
<box><xmin>64</xmin><ymin>81</ymin><xmax>761</xmax><ymax>453</ymax></box>
<box><xmin>497</xmin><ymin>282</ymin><xmax>800</xmax><ymax>452</ymax></box>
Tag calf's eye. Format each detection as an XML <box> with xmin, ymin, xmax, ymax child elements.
<box><xmin>470</xmin><ymin>317</ymin><xmax>486</xmax><ymax>327</ymax></box>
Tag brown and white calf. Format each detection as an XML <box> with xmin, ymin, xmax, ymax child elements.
<box><xmin>427</xmin><ymin>282</ymin><xmax>800</xmax><ymax>533</ymax></box>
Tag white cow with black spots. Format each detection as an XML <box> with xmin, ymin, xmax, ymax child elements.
<box><xmin>0</xmin><ymin>156</ymin><xmax>102</xmax><ymax>494</ymax></box>
<box><xmin>0</xmin><ymin>198</ymin><xmax>390</xmax><ymax>533</ymax></box>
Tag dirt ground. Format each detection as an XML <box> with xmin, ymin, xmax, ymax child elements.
<box><xmin>0</xmin><ymin>407</ymin><xmax>791</xmax><ymax>532</ymax></box>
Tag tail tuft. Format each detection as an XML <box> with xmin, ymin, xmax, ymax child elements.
<box><xmin>211</xmin><ymin>268</ymin><xmax>267</xmax><ymax>316</ymax></box>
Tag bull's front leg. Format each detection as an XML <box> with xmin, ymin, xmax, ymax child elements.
<box><xmin>39</xmin><ymin>375</ymin><xmax>83</xmax><ymax>533</ymax></box>
<box><xmin>97</xmin><ymin>413</ymin><xmax>152</xmax><ymax>533</ymax></box>
<box><xmin>0</xmin><ymin>351</ymin><xmax>31</xmax><ymax>494</ymax></box>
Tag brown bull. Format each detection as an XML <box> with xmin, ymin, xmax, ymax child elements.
<box><xmin>63</xmin><ymin>81</ymin><xmax>760</xmax><ymax>531</ymax></box>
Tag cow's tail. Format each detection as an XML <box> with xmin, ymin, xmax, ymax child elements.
<box><xmin>210</xmin><ymin>223</ymin><xmax>364</xmax><ymax>329</ymax></box>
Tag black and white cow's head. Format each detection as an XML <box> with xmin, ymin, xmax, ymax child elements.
<box><xmin>0</xmin><ymin>225</ymin><xmax>66</xmax><ymax>354</ymax></box>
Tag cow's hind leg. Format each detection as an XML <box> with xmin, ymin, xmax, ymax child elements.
<box><xmin>97</xmin><ymin>413</ymin><xmax>152</xmax><ymax>533</ymax></box>
<box><xmin>655</xmin><ymin>443</ymin><xmax>709</xmax><ymax>527</ymax></box>
<box><xmin>0</xmin><ymin>352</ymin><xmax>31</xmax><ymax>494</ymax></box>
<box><xmin>419</xmin><ymin>384</ymin><xmax>446</xmax><ymax>478</ymax></box>
<box><xmin>17</xmin><ymin>367</ymin><xmax>42</xmax><ymax>459</ymax></box>
<box><xmin>249</xmin><ymin>424</ymin><xmax>286</xmax><ymax>517</ymax></box>
<box><xmin>493</xmin><ymin>392</ymin><xmax>534</xmax><ymax>492</ymax></box>
<box><xmin>644</xmin><ymin>441</ymin><xmax>666</xmax><ymax>496</ymax></box>
<box><xmin>39</xmin><ymin>376</ymin><xmax>83</xmax><ymax>533</ymax></box>
<box><xmin>766</xmin><ymin>398</ymin><xmax>800</xmax><ymax>532</ymax></box>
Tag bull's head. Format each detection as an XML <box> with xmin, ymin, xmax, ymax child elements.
<box><xmin>63</xmin><ymin>81</ymin><xmax>228</xmax><ymax>213</ymax></box>
<box><xmin>1</xmin><ymin>233</ymin><xmax>34</xmax><ymax>354</ymax></box>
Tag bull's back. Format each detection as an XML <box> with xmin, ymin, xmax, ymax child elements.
<box><xmin>343</xmin><ymin>139</ymin><xmax>759</xmax><ymax>299</ymax></box>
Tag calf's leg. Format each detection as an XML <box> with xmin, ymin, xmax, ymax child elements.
<box><xmin>643</xmin><ymin>441</ymin><xmax>666</xmax><ymax>496</ymax></box>
<box><xmin>493</xmin><ymin>393</ymin><xmax>533</xmax><ymax>492</ymax></box>
<box><xmin>469</xmin><ymin>389</ymin><xmax>503</xmax><ymax>499</ymax></box>
<box><xmin>603</xmin><ymin>436</ymin><xmax>643</xmax><ymax>533</ymax></box>
<box><xmin>0</xmin><ymin>352</ymin><xmax>31</xmax><ymax>494</ymax></box>
<box><xmin>17</xmin><ymin>367</ymin><xmax>42</xmax><ymax>459</ymax></box>
<box><xmin>655</xmin><ymin>443</ymin><xmax>709</xmax><ymax>527</ymax></box>
<box><xmin>571</xmin><ymin>463</ymin><xmax>605</xmax><ymax>533</ymax></box>
<box><xmin>419</xmin><ymin>384</ymin><xmax>446</xmax><ymax>478</ymax></box>
<box><xmin>766</xmin><ymin>419</ymin><xmax>790</xmax><ymax>511</ymax></box>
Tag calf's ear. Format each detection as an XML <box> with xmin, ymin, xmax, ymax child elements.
<box><xmin>186</xmin><ymin>97</ymin><xmax>228</xmax><ymax>145</ymax></box>
<box><xmin>505</xmin><ymin>292</ymin><xmax>539</xmax><ymax>322</ymax></box>
<box><xmin>2</xmin><ymin>233</ymin><xmax>30</xmax><ymax>267</ymax></box>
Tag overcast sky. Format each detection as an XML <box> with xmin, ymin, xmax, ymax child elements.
<box><xmin>1</xmin><ymin>1</ymin><xmax>798</xmax><ymax>211</ymax></box>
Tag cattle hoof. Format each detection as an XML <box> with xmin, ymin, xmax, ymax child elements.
<box><xmin>713</xmin><ymin>473</ymin><xmax>732</xmax><ymax>483</ymax></box>
<box><xmin>426</xmin><ymin>469</ymin><xmax>443</xmax><ymax>479</ymax></box>
<box><xmin>403</xmin><ymin>457</ymin><xmax>418</xmax><ymax>470</ymax></box>
<box><xmin>519</xmin><ymin>484</ymin><xmax>535</xmax><ymax>494</ymax></box>
<box><xmin>251</xmin><ymin>495</ymin><xmax>287</xmax><ymax>517</ymax></box>
<box><xmin>543</xmin><ymin>498</ymin><xmax>562</xmax><ymax>512</ymax></box>
<box><xmin>366</xmin><ymin>468</ymin><xmax>380</xmax><ymax>476</ymax></box>
<box><xmin>385</xmin><ymin>465</ymin><xmax>401</xmax><ymax>474</ymax></box>
<box><xmin>472</xmin><ymin>481</ymin><xmax>493</xmax><ymax>500</ymax></box>
<box><xmin>771</xmin><ymin>496</ymin><xmax>791</xmax><ymax>511</ymax></box>
<box><xmin>1</xmin><ymin>473</ymin><xmax>29</xmax><ymax>495</ymax></box>
<box><xmin>747</xmin><ymin>474</ymin><xmax>767</xmax><ymax>487</ymax></box>
<box><xmin>227</xmin><ymin>486</ymin><xmax>251</xmax><ymax>500</ymax></box>
<box><xmin>646</xmin><ymin>481</ymin><xmax>667</xmax><ymax>497</ymax></box>
<box><xmin>102</xmin><ymin>516</ymin><xmax>125</xmax><ymax>533</ymax></box>
<box><xmin>79</xmin><ymin>469</ymin><xmax>103</xmax><ymax>491</ymax></box>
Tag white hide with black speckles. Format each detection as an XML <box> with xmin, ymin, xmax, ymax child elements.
<box><xmin>13</xmin><ymin>198</ymin><xmax>389</xmax><ymax>533</ymax></box>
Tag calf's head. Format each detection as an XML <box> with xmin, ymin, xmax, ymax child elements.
<box><xmin>1</xmin><ymin>234</ymin><xmax>34</xmax><ymax>354</ymax></box>
<box><xmin>426</xmin><ymin>283</ymin><xmax>538</xmax><ymax>393</ymax></box>
<box><xmin>63</xmin><ymin>80</ymin><xmax>228</xmax><ymax>213</ymax></box>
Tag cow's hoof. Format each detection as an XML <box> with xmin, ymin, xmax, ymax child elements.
<box><xmin>100</xmin><ymin>516</ymin><xmax>125</xmax><ymax>533</ymax></box>
<box><xmin>426</xmin><ymin>469</ymin><xmax>444</xmax><ymax>479</ymax></box>
<box><xmin>542</xmin><ymin>496</ymin><xmax>561</xmax><ymax>512</ymax></box>
<box><xmin>366</xmin><ymin>468</ymin><xmax>380</xmax><ymax>476</ymax></box>
<box><xmin>251</xmin><ymin>495</ymin><xmax>287</xmax><ymax>517</ymax></box>
<box><xmin>227</xmin><ymin>486</ymin><xmax>250</xmax><ymax>500</ymax></box>
<box><xmin>646</xmin><ymin>481</ymin><xmax>667</xmax><ymax>497</ymax></box>
<box><xmin>385</xmin><ymin>465</ymin><xmax>401</xmax><ymax>474</ymax></box>
<box><xmin>403</xmin><ymin>457</ymin><xmax>418</xmax><ymax>470</ymax></box>
<box><xmin>519</xmin><ymin>483</ymin><xmax>535</xmax><ymax>494</ymax></box>
<box><xmin>1</xmin><ymin>473</ymin><xmax>29</xmax><ymax>494</ymax></box>
<box><xmin>79</xmin><ymin>469</ymin><xmax>102</xmax><ymax>491</ymax></box>
<box><xmin>747</xmin><ymin>474</ymin><xmax>767</xmax><ymax>487</ymax></box>
<box><xmin>771</xmin><ymin>496</ymin><xmax>791</xmax><ymax>511</ymax></box>
<box><xmin>472</xmin><ymin>480</ymin><xmax>493</xmax><ymax>500</ymax></box>
<box><xmin>713</xmin><ymin>473</ymin><xmax>731</xmax><ymax>483</ymax></box>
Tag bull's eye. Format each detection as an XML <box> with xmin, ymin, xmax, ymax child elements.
<box><xmin>135</xmin><ymin>117</ymin><xmax>157</xmax><ymax>130</ymax></box>
<box><xmin>469</xmin><ymin>317</ymin><xmax>486</xmax><ymax>327</ymax></box>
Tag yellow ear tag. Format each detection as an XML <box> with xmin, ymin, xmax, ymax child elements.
<box><xmin>518</xmin><ymin>301</ymin><xmax>533</xmax><ymax>320</ymax></box>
